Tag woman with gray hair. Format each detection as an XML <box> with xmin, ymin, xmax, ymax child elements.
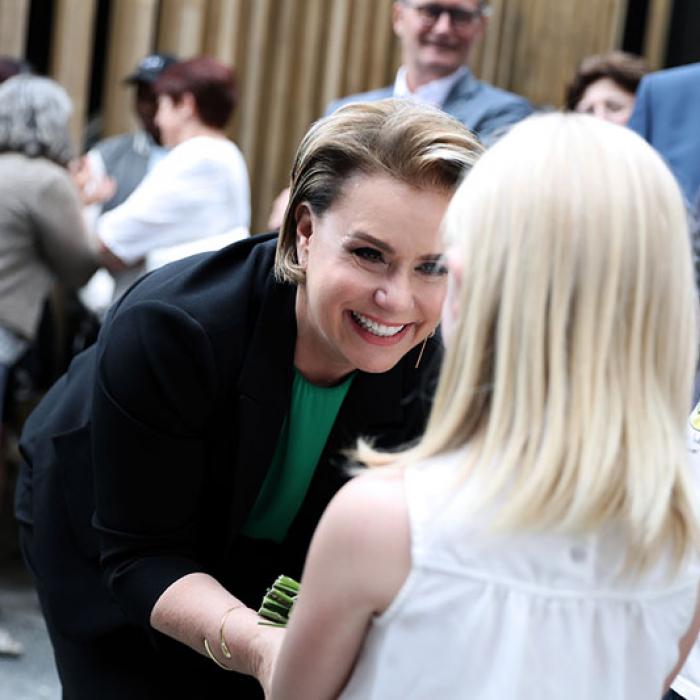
<box><xmin>0</xmin><ymin>74</ymin><xmax>96</xmax><ymax>409</ymax></box>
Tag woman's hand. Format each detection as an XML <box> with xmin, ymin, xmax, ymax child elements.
<box><xmin>150</xmin><ymin>572</ymin><xmax>287</xmax><ymax>688</ymax></box>
<box><xmin>69</xmin><ymin>155</ymin><xmax>116</xmax><ymax>206</ymax></box>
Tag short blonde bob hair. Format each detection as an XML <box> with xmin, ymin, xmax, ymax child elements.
<box><xmin>362</xmin><ymin>113</ymin><xmax>700</xmax><ymax>572</ymax></box>
<box><xmin>274</xmin><ymin>98</ymin><xmax>482</xmax><ymax>284</ymax></box>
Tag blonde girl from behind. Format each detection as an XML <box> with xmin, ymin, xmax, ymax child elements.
<box><xmin>270</xmin><ymin>113</ymin><xmax>700</xmax><ymax>700</ymax></box>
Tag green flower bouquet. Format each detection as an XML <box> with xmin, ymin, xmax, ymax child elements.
<box><xmin>257</xmin><ymin>575</ymin><xmax>300</xmax><ymax>627</ymax></box>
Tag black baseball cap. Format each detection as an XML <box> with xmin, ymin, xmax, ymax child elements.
<box><xmin>124</xmin><ymin>53</ymin><xmax>177</xmax><ymax>84</ymax></box>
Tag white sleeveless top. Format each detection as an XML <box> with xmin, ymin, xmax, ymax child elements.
<box><xmin>339</xmin><ymin>449</ymin><xmax>700</xmax><ymax>699</ymax></box>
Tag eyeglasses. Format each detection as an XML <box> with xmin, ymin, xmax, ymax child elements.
<box><xmin>404</xmin><ymin>2</ymin><xmax>485</xmax><ymax>29</ymax></box>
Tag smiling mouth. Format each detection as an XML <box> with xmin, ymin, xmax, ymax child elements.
<box><xmin>423</xmin><ymin>39</ymin><xmax>461</xmax><ymax>50</ymax></box>
<box><xmin>351</xmin><ymin>311</ymin><xmax>407</xmax><ymax>337</ymax></box>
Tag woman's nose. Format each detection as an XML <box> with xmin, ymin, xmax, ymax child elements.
<box><xmin>592</xmin><ymin>104</ymin><xmax>607</xmax><ymax>120</ymax></box>
<box><xmin>373</xmin><ymin>275</ymin><xmax>414</xmax><ymax>312</ymax></box>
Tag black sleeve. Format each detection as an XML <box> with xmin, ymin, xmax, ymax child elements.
<box><xmin>91</xmin><ymin>299</ymin><xmax>218</xmax><ymax>628</ymax></box>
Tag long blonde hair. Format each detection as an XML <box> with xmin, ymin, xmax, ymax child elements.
<box><xmin>361</xmin><ymin>113</ymin><xmax>700</xmax><ymax>570</ymax></box>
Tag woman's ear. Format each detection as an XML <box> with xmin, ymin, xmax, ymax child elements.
<box><xmin>181</xmin><ymin>92</ymin><xmax>197</xmax><ymax>120</ymax></box>
<box><xmin>295</xmin><ymin>203</ymin><xmax>313</xmax><ymax>267</ymax></box>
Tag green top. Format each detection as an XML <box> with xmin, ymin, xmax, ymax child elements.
<box><xmin>241</xmin><ymin>369</ymin><xmax>354</xmax><ymax>543</ymax></box>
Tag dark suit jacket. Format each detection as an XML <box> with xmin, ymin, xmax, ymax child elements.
<box><xmin>16</xmin><ymin>234</ymin><xmax>441</xmax><ymax>640</ymax></box>
<box><xmin>628</xmin><ymin>62</ymin><xmax>700</xmax><ymax>204</ymax></box>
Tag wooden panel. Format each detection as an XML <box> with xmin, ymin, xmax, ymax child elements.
<box><xmin>203</xmin><ymin>0</ymin><xmax>239</xmax><ymax>60</ymax></box>
<box><xmin>237</xmin><ymin>0</ymin><xmax>275</xmax><ymax>182</ymax></box>
<box><xmin>255</xmin><ymin>0</ymin><xmax>301</xmax><ymax>228</ymax></box>
<box><xmin>368</xmin><ymin>0</ymin><xmax>398</xmax><ymax>89</ymax></box>
<box><xmin>489</xmin><ymin>0</ymin><xmax>628</xmax><ymax>107</ymax></box>
<box><xmin>50</xmin><ymin>0</ymin><xmax>97</xmax><ymax>148</ymax></box>
<box><xmin>609</xmin><ymin>0</ymin><xmax>628</xmax><ymax>48</ymax></box>
<box><xmin>102</xmin><ymin>0</ymin><xmax>159</xmax><ymax>137</ymax></box>
<box><xmin>224</xmin><ymin>0</ymin><xmax>250</xmax><ymax>141</ymax></box>
<box><xmin>320</xmin><ymin>0</ymin><xmax>354</xmax><ymax>109</ymax></box>
<box><xmin>644</xmin><ymin>0</ymin><xmax>673</xmax><ymax>70</ymax></box>
<box><xmin>287</xmin><ymin>0</ymin><xmax>329</xmax><ymax>139</ymax></box>
<box><xmin>157</xmin><ymin>0</ymin><xmax>207</xmax><ymax>57</ymax></box>
<box><xmin>0</xmin><ymin>0</ymin><xmax>641</xmax><ymax>232</ymax></box>
<box><xmin>0</xmin><ymin>0</ymin><xmax>30</xmax><ymax>56</ymax></box>
<box><xmin>344</xmin><ymin>0</ymin><xmax>374</xmax><ymax>96</ymax></box>
<box><xmin>494</xmin><ymin>0</ymin><xmax>521</xmax><ymax>88</ymax></box>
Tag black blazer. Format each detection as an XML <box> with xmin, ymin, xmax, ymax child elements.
<box><xmin>16</xmin><ymin>234</ymin><xmax>441</xmax><ymax>638</ymax></box>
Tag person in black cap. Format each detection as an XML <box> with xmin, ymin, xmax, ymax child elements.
<box><xmin>0</xmin><ymin>55</ymin><xmax>32</xmax><ymax>84</ymax></box>
<box><xmin>86</xmin><ymin>52</ymin><xmax>178</xmax><ymax>213</ymax></box>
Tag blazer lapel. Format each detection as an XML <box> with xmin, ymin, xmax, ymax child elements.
<box><xmin>442</xmin><ymin>69</ymin><xmax>480</xmax><ymax>127</ymax></box>
<box><xmin>228</xmin><ymin>279</ymin><xmax>297</xmax><ymax>533</ymax></box>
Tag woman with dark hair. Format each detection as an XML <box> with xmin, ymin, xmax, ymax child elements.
<box><xmin>565</xmin><ymin>51</ymin><xmax>649</xmax><ymax>126</ymax></box>
<box><xmin>154</xmin><ymin>54</ymin><xmax>235</xmax><ymax>132</ymax></box>
<box><xmin>88</xmin><ymin>55</ymin><xmax>251</xmax><ymax>302</ymax></box>
<box><xmin>16</xmin><ymin>99</ymin><xmax>482</xmax><ymax>698</ymax></box>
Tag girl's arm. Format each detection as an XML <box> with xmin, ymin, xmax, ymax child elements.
<box><xmin>663</xmin><ymin>582</ymin><xmax>700</xmax><ymax>693</ymax></box>
<box><xmin>270</xmin><ymin>468</ymin><xmax>411</xmax><ymax>700</ymax></box>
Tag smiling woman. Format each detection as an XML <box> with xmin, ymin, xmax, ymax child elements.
<box><xmin>15</xmin><ymin>99</ymin><xmax>481</xmax><ymax>698</ymax></box>
<box><xmin>275</xmin><ymin>99</ymin><xmax>481</xmax><ymax>385</ymax></box>
<box><xmin>292</xmin><ymin>175</ymin><xmax>450</xmax><ymax>383</ymax></box>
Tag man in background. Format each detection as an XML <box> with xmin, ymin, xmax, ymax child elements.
<box><xmin>628</xmin><ymin>61</ymin><xmax>700</xmax><ymax>207</ymax></box>
<box><xmin>329</xmin><ymin>0</ymin><xmax>532</xmax><ymax>145</ymax></box>
<box><xmin>268</xmin><ymin>0</ymin><xmax>532</xmax><ymax>228</ymax></box>
<box><xmin>633</xmin><ymin>63</ymin><xmax>700</xmax><ymax>700</ymax></box>
<box><xmin>88</xmin><ymin>52</ymin><xmax>177</xmax><ymax>213</ymax></box>
<box><xmin>77</xmin><ymin>53</ymin><xmax>178</xmax><ymax>315</ymax></box>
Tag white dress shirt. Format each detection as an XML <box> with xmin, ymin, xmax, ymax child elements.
<box><xmin>392</xmin><ymin>65</ymin><xmax>468</xmax><ymax>108</ymax></box>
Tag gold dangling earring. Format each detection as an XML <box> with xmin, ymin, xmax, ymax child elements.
<box><xmin>414</xmin><ymin>330</ymin><xmax>436</xmax><ymax>369</ymax></box>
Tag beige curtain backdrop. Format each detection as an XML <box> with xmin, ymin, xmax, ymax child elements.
<box><xmin>0</xmin><ymin>0</ymin><xmax>670</xmax><ymax>232</ymax></box>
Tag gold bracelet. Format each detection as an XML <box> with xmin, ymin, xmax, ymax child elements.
<box><xmin>203</xmin><ymin>604</ymin><xmax>244</xmax><ymax>669</ymax></box>
<box><xmin>219</xmin><ymin>605</ymin><xmax>243</xmax><ymax>659</ymax></box>
<box><xmin>203</xmin><ymin>636</ymin><xmax>232</xmax><ymax>670</ymax></box>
